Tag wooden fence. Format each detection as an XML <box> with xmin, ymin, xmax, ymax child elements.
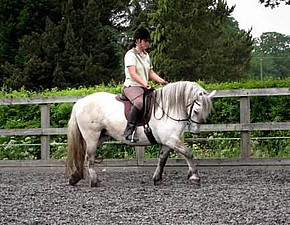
<box><xmin>0</xmin><ymin>88</ymin><xmax>290</xmax><ymax>167</ymax></box>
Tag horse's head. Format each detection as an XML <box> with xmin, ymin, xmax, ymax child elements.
<box><xmin>187</xmin><ymin>89</ymin><xmax>216</xmax><ymax>133</ymax></box>
<box><xmin>155</xmin><ymin>81</ymin><xmax>215</xmax><ymax>133</ymax></box>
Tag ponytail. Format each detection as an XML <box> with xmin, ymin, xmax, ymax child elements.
<box><xmin>127</xmin><ymin>41</ymin><xmax>136</xmax><ymax>50</ymax></box>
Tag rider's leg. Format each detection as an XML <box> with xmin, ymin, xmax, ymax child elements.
<box><xmin>123</xmin><ymin>86</ymin><xmax>144</xmax><ymax>142</ymax></box>
<box><xmin>123</xmin><ymin>106</ymin><xmax>142</xmax><ymax>142</ymax></box>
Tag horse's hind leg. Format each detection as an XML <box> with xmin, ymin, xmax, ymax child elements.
<box><xmin>83</xmin><ymin>132</ymin><xmax>102</xmax><ymax>187</ymax></box>
<box><xmin>153</xmin><ymin>145</ymin><xmax>172</xmax><ymax>185</ymax></box>
<box><xmin>86</xmin><ymin>143</ymin><xmax>99</xmax><ymax>187</ymax></box>
<box><xmin>85</xmin><ymin>133</ymin><xmax>110</xmax><ymax>187</ymax></box>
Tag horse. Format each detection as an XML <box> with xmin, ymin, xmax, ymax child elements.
<box><xmin>66</xmin><ymin>81</ymin><xmax>216</xmax><ymax>187</ymax></box>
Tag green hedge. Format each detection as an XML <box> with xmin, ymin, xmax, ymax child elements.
<box><xmin>0</xmin><ymin>78</ymin><xmax>290</xmax><ymax>160</ymax></box>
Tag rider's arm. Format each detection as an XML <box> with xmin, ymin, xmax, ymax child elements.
<box><xmin>149</xmin><ymin>69</ymin><xmax>168</xmax><ymax>85</ymax></box>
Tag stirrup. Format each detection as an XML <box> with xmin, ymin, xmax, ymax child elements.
<box><xmin>125</xmin><ymin>130</ymin><xmax>139</xmax><ymax>143</ymax></box>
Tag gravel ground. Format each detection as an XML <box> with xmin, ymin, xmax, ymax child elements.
<box><xmin>1</xmin><ymin>166</ymin><xmax>290</xmax><ymax>225</ymax></box>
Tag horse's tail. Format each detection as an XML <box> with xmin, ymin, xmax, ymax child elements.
<box><xmin>66</xmin><ymin>105</ymin><xmax>86</xmax><ymax>177</ymax></box>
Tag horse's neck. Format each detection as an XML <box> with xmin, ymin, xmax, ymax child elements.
<box><xmin>155</xmin><ymin>88</ymin><xmax>187</xmax><ymax>117</ymax></box>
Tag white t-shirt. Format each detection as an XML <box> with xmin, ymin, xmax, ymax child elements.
<box><xmin>124</xmin><ymin>48</ymin><xmax>152</xmax><ymax>87</ymax></box>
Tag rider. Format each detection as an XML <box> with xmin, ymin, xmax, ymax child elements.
<box><xmin>123</xmin><ymin>27</ymin><xmax>168</xmax><ymax>142</ymax></box>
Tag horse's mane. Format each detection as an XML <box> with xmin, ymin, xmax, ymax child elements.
<box><xmin>154</xmin><ymin>81</ymin><xmax>213</xmax><ymax>120</ymax></box>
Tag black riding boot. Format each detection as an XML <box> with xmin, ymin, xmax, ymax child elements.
<box><xmin>124</xmin><ymin>106</ymin><xmax>141</xmax><ymax>142</ymax></box>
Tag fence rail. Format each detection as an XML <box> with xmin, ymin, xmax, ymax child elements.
<box><xmin>0</xmin><ymin>88</ymin><xmax>290</xmax><ymax>163</ymax></box>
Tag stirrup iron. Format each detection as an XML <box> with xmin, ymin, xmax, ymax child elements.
<box><xmin>130</xmin><ymin>130</ymin><xmax>138</xmax><ymax>143</ymax></box>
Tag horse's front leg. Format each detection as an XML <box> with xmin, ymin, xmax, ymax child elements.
<box><xmin>153</xmin><ymin>145</ymin><xmax>172</xmax><ymax>185</ymax></box>
<box><xmin>165</xmin><ymin>138</ymin><xmax>200</xmax><ymax>186</ymax></box>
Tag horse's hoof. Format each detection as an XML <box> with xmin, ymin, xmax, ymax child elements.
<box><xmin>189</xmin><ymin>175</ymin><xmax>201</xmax><ymax>187</ymax></box>
<box><xmin>188</xmin><ymin>171</ymin><xmax>201</xmax><ymax>187</ymax></box>
<box><xmin>68</xmin><ymin>179</ymin><xmax>76</xmax><ymax>186</ymax></box>
<box><xmin>90</xmin><ymin>179</ymin><xmax>101</xmax><ymax>188</ymax></box>
<box><xmin>153</xmin><ymin>179</ymin><xmax>162</xmax><ymax>186</ymax></box>
<box><xmin>68</xmin><ymin>174</ymin><xmax>83</xmax><ymax>186</ymax></box>
<box><xmin>69</xmin><ymin>178</ymin><xmax>79</xmax><ymax>186</ymax></box>
<box><xmin>153</xmin><ymin>174</ymin><xmax>162</xmax><ymax>186</ymax></box>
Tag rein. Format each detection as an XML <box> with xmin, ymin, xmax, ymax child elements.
<box><xmin>153</xmin><ymin>89</ymin><xmax>201</xmax><ymax>124</ymax></box>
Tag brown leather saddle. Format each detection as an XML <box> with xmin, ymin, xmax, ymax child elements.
<box><xmin>116</xmin><ymin>88</ymin><xmax>158</xmax><ymax>144</ymax></box>
<box><xmin>116</xmin><ymin>88</ymin><xmax>155</xmax><ymax>126</ymax></box>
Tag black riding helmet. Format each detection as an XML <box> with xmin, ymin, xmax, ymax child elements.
<box><xmin>133</xmin><ymin>27</ymin><xmax>151</xmax><ymax>41</ymax></box>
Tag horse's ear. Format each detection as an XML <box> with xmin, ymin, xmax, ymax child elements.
<box><xmin>208</xmin><ymin>90</ymin><xmax>216</xmax><ymax>98</ymax></box>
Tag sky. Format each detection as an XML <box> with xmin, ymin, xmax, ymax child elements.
<box><xmin>226</xmin><ymin>0</ymin><xmax>290</xmax><ymax>38</ymax></box>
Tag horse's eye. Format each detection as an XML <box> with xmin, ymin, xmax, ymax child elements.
<box><xmin>194</xmin><ymin>110</ymin><xmax>199</xmax><ymax>114</ymax></box>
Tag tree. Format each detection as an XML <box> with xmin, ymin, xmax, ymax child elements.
<box><xmin>259</xmin><ymin>0</ymin><xmax>290</xmax><ymax>8</ymax></box>
<box><xmin>149</xmin><ymin>0</ymin><xmax>253</xmax><ymax>82</ymax></box>
<box><xmin>0</xmin><ymin>0</ymin><xmax>61</xmax><ymax>89</ymax></box>
<box><xmin>1</xmin><ymin>0</ymin><xmax>130</xmax><ymax>90</ymax></box>
<box><xmin>0</xmin><ymin>0</ymin><xmax>257</xmax><ymax>89</ymax></box>
<box><xmin>250</xmin><ymin>32</ymin><xmax>290</xmax><ymax>79</ymax></box>
<box><xmin>58</xmin><ymin>0</ymin><xmax>130</xmax><ymax>87</ymax></box>
<box><xmin>0</xmin><ymin>0</ymin><xmax>61</xmax><ymax>65</ymax></box>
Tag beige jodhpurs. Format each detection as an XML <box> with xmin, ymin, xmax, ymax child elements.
<box><xmin>122</xmin><ymin>86</ymin><xmax>144</xmax><ymax>111</ymax></box>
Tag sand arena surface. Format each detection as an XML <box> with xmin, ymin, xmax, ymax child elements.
<box><xmin>0</xmin><ymin>166</ymin><xmax>290</xmax><ymax>224</ymax></box>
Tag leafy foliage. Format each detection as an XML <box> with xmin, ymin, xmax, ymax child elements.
<box><xmin>259</xmin><ymin>0</ymin><xmax>290</xmax><ymax>8</ymax></box>
<box><xmin>0</xmin><ymin>0</ymin><xmax>256</xmax><ymax>90</ymax></box>
<box><xmin>250</xmin><ymin>32</ymin><xmax>290</xmax><ymax>79</ymax></box>
<box><xmin>0</xmin><ymin>136</ymin><xmax>40</xmax><ymax>159</ymax></box>
<box><xmin>149</xmin><ymin>0</ymin><xmax>253</xmax><ymax>82</ymax></box>
<box><xmin>0</xmin><ymin>0</ymin><xmax>128</xmax><ymax>90</ymax></box>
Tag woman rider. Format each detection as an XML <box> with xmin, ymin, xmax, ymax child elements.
<box><xmin>123</xmin><ymin>27</ymin><xmax>168</xmax><ymax>142</ymax></box>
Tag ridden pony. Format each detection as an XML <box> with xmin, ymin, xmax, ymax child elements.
<box><xmin>66</xmin><ymin>81</ymin><xmax>216</xmax><ymax>187</ymax></box>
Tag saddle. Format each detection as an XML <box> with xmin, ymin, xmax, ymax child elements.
<box><xmin>116</xmin><ymin>88</ymin><xmax>158</xmax><ymax>144</ymax></box>
<box><xmin>116</xmin><ymin>88</ymin><xmax>155</xmax><ymax>126</ymax></box>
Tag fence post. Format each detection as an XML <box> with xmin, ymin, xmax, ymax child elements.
<box><xmin>40</xmin><ymin>104</ymin><xmax>50</xmax><ymax>160</ymax></box>
<box><xmin>135</xmin><ymin>146</ymin><xmax>145</xmax><ymax>166</ymax></box>
<box><xmin>240</xmin><ymin>96</ymin><xmax>251</xmax><ymax>159</ymax></box>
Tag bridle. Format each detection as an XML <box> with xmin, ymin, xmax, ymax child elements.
<box><xmin>185</xmin><ymin>100</ymin><xmax>201</xmax><ymax>124</ymax></box>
